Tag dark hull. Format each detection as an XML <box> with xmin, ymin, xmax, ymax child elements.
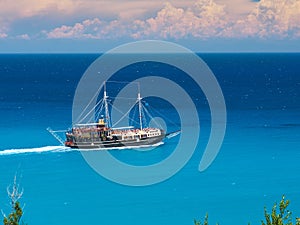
<box><xmin>65</xmin><ymin>135</ymin><xmax>165</xmax><ymax>149</ymax></box>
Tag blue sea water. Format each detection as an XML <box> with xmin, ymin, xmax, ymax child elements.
<box><xmin>0</xmin><ymin>53</ymin><xmax>299</xmax><ymax>225</ymax></box>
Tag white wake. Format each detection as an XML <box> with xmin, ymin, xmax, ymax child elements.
<box><xmin>0</xmin><ymin>146</ymin><xmax>72</xmax><ymax>156</ymax></box>
<box><xmin>0</xmin><ymin>142</ymin><xmax>164</xmax><ymax>156</ymax></box>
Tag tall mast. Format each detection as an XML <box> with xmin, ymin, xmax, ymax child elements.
<box><xmin>103</xmin><ymin>82</ymin><xmax>110</xmax><ymax>127</ymax></box>
<box><xmin>138</xmin><ymin>84</ymin><xmax>143</xmax><ymax>130</ymax></box>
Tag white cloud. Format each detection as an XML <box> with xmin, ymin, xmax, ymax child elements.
<box><xmin>46</xmin><ymin>1</ymin><xmax>229</xmax><ymax>40</ymax></box>
<box><xmin>1</xmin><ymin>0</ymin><xmax>300</xmax><ymax>40</ymax></box>
<box><xmin>47</xmin><ymin>18</ymin><xmax>102</xmax><ymax>39</ymax></box>
<box><xmin>46</xmin><ymin>18</ymin><xmax>130</xmax><ymax>39</ymax></box>
<box><xmin>231</xmin><ymin>0</ymin><xmax>300</xmax><ymax>38</ymax></box>
<box><xmin>215</xmin><ymin>0</ymin><xmax>256</xmax><ymax>17</ymax></box>
<box><xmin>0</xmin><ymin>33</ymin><xmax>8</xmax><ymax>38</ymax></box>
<box><xmin>16</xmin><ymin>34</ymin><xmax>31</xmax><ymax>40</ymax></box>
<box><xmin>132</xmin><ymin>1</ymin><xmax>228</xmax><ymax>39</ymax></box>
<box><xmin>0</xmin><ymin>20</ymin><xmax>8</xmax><ymax>38</ymax></box>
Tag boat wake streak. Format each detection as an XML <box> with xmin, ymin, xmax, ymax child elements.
<box><xmin>0</xmin><ymin>142</ymin><xmax>165</xmax><ymax>156</ymax></box>
<box><xmin>0</xmin><ymin>146</ymin><xmax>73</xmax><ymax>156</ymax></box>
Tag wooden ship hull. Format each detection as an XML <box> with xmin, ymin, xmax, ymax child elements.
<box><xmin>65</xmin><ymin>132</ymin><xmax>165</xmax><ymax>149</ymax></box>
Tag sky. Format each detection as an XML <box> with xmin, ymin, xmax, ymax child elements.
<box><xmin>0</xmin><ymin>0</ymin><xmax>299</xmax><ymax>52</ymax></box>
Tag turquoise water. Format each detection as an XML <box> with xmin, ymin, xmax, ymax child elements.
<box><xmin>0</xmin><ymin>54</ymin><xmax>299</xmax><ymax>225</ymax></box>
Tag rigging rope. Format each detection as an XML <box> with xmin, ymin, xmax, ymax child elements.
<box><xmin>74</xmin><ymin>83</ymin><xmax>104</xmax><ymax>124</ymax></box>
<box><xmin>77</xmin><ymin>98</ymin><xmax>103</xmax><ymax>124</ymax></box>
<box><xmin>110</xmin><ymin>100</ymin><xmax>138</xmax><ymax>128</ymax></box>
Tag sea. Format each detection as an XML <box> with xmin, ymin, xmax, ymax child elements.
<box><xmin>0</xmin><ymin>53</ymin><xmax>299</xmax><ymax>225</ymax></box>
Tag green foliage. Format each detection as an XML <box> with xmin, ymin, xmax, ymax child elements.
<box><xmin>261</xmin><ymin>196</ymin><xmax>299</xmax><ymax>225</ymax></box>
<box><xmin>194</xmin><ymin>196</ymin><xmax>299</xmax><ymax>225</ymax></box>
<box><xmin>2</xmin><ymin>175</ymin><xmax>27</xmax><ymax>225</ymax></box>
<box><xmin>3</xmin><ymin>202</ymin><xmax>26</xmax><ymax>225</ymax></box>
<box><xmin>194</xmin><ymin>213</ymin><xmax>219</xmax><ymax>225</ymax></box>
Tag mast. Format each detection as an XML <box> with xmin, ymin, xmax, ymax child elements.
<box><xmin>103</xmin><ymin>82</ymin><xmax>110</xmax><ymax>127</ymax></box>
<box><xmin>138</xmin><ymin>84</ymin><xmax>143</xmax><ymax>130</ymax></box>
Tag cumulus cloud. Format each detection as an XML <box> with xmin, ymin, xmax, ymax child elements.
<box><xmin>137</xmin><ymin>0</ymin><xmax>300</xmax><ymax>39</ymax></box>
<box><xmin>231</xmin><ymin>0</ymin><xmax>300</xmax><ymax>38</ymax></box>
<box><xmin>46</xmin><ymin>1</ymin><xmax>229</xmax><ymax>39</ymax></box>
<box><xmin>46</xmin><ymin>18</ymin><xmax>129</xmax><ymax>39</ymax></box>
<box><xmin>47</xmin><ymin>20</ymin><xmax>98</xmax><ymax>39</ymax></box>
<box><xmin>215</xmin><ymin>0</ymin><xmax>256</xmax><ymax>17</ymax></box>
<box><xmin>2</xmin><ymin>0</ymin><xmax>300</xmax><ymax>40</ymax></box>
<box><xmin>131</xmin><ymin>1</ymin><xmax>229</xmax><ymax>39</ymax></box>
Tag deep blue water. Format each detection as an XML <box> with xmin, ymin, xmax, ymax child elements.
<box><xmin>0</xmin><ymin>53</ymin><xmax>299</xmax><ymax>225</ymax></box>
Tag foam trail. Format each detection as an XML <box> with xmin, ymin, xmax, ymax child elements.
<box><xmin>0</xmin><ymin>146</ymin><xmax>73</xmax><ymax>156</ymax></box>
<box><xmin>0</xmin><ymin>142</ymin><xmax>164</xmax><ymax>156</ymax></box>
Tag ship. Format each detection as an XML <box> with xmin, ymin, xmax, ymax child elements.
<box><xmin>48</xmin><ymin>82</ymin><xmax>179</xmax><ymax>149</ymax></box>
